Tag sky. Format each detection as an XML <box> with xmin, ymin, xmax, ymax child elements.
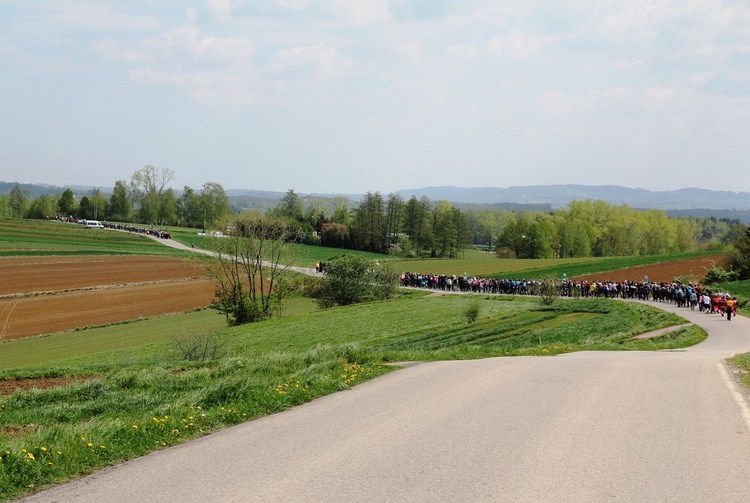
<box><xmin>2</xmin><ymin>0</ymin><xmax>750</xmax><ymax>195</ymax></box>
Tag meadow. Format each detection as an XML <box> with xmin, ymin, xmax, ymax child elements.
<box><xmin>0</xmin><ymin>218</ymin><xmax>718</xmax><ymax>500</ymax></box>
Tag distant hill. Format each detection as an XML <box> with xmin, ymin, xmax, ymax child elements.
<box><xmin>395</xmin><ymin>185</ymin><xmax>750</xmax><ymax>211</ymax></box>
<box><xmin>3</xmin><ymin>182</ymin><xmax>750</xmax><ymax>222</ymax></box>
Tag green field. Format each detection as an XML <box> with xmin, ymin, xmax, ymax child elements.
<box><xmin>390</xmin><ymin>248</ymin><xmax>719</xmax><ymax>279</ymax></box>
<box><xmin>0</xmin><ymin>219</ymin><xmax>190</xmax><ymax>257</ymax></box>
<box><xmin>0</xmin><ymin>218</ymin><xmax>723</xmax><ymax>500</ymax></box>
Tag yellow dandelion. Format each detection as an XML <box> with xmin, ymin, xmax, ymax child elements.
<box><xmin>27</xmin><ymin>452</ymin><xmax>35</xmax><ymax>460</ymax></box>
<box><xmin>40</xmin><ymin>446</ymin><xmax>47</xmax><ymax>452</ymax></box>
<box><xmin>152</xmin><ymin>417</ymin><xmax>159</xmax><ymax>423</ymax></box>
<box><xmin>87</xmin><ymin>443</ymin><xmax>93</xmax><ymax>448</ymax></box>
<box><xmin>132</xmin><ymin>424</ymin><xmax>138</xmax><ymax>429</ymax></box>
<box><xmin>100</xmin><ymin>445</ymin><xmax>106</xmax><ymax>450</ymax></box>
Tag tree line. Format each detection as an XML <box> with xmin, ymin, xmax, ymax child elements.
<box><xmin>0</xmin><ymin>166</ymin><xmax>230</xmax><ymax>229</ymax></box>
<box><xmin>1</xmin><ymin>172</ymin><xmax>745</xmax><ymax>259</ymax></box>
<box><xmin>270</xmin><ymin>189</ymin><xmax>744</xmax><ymax>259</ymax></box>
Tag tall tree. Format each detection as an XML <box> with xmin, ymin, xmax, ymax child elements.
<box><xmin>200</xmin><ymin>182</ymin><xmax>230</xmax><ymax>230</ymax></box>
<box><xmin>90</xmin><ymin>188</ymin><xmax>107</xmax><ymax>220</ymax></box>
<box><xmin>385</xmin><ymin>193</ymin><xmax>404</xmax><ymax>250</ymax></box>
<box><xmin>9</xmin><ymin>184</ymin><xmax>29</xmax><ymax>218</ymax></box>
<box><xmin>130</xmin><ymin>165</ymin><xmax>176</xmax><ymax>224</ymax></box>
<box><xmin>351</xmin><ymin>192</ymin><xmax>386</xmax><ymax>253</ymax></box>
<box><xmin>27</xmin><ymin>194</ymin><xmax>55</xmax><ymax>219</ymax></box>
<box><xmin>108</xmin><ymin>181</ymin><xmax>132</xmax><ymax>222</ymax></box>
<box><xmin>275</xmin><ymin>189</ymin><xmax>304</xmax><ymax>222</ymax></box>
<box><xmin>57</xmin><ymin>188</ymin><xmax>76</xmax><ymax>217</ymax></box>
<box><xmin>158</xmin><ymin>188</ymin><xmax>178</xmax><ymax>225</ymax></box>
<box><xmin>177</xmin><ymin>186</ymin><xmax>201</xmax><ymax>228</ymax></box>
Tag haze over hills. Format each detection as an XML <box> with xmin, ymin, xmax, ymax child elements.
<box><xmin>394</xmin><ymin>185</ymin><xmax>750</xmax><ymax>211</ymax></box>
<box><xmin>3</xmin><ymin>181</ymin><xmax>750</xmax><ymax>218</ymax></box>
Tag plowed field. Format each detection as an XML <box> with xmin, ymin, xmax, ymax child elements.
<box><xmin>571</xmin><ymin>253</ymin><xmax>727</xmax><ymax>284</ymax></box>
<box><xmin>0</xmin><ymin>256</ymin><xmax>215</xmax><ymax>340</ymax></box>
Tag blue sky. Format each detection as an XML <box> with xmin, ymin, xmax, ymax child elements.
<box><xmin>2</xmin><ymin>0</ymin><xmax>750</xmax><ymax>194</ymax></box>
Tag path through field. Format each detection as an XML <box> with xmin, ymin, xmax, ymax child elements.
<box><xmin>18</xmin><ymin>293</ymin><xmax>750</xmax><ymax>502</ymax></box>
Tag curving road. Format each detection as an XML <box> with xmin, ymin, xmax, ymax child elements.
<box><xmin>18</xmin><ymin>238</ymin><xmax>750</xmax><ymax>502</ymax></box>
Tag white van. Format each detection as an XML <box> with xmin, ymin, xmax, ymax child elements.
<box><xmin>83</xmin><ymin>220</ymin><xmax>104</xmax><ymax>229</ymax></box>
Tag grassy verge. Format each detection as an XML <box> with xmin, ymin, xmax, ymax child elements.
<box><xmin>0</xmin><ymin>294</ymin><xmax>702</xmax><ymax>500</ymax></box>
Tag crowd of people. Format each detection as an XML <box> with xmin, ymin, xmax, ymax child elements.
<box><xmin>399</xmin><ymin>272</ymin><xmax>740</xmax><ymax>319</ymax></box>
<box><xmin>102</xmin><ymin>222</ymin><xmax>171</xmax><ymax>239</ymax></box>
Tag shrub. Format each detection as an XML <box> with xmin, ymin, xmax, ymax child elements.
<box><xmin>170</xmin><ymin>329</ymin><xmax>229</xmax><ymax>362</ymax></box>
<box><xmin>703</xmin><ymin>262</ymin><xmax>739</xmax><ymax>284</ymax></box>
<box><xmin>463</xmin><ymin>298</ymin><xmax>481</xmax><ymax>323</ymax></box>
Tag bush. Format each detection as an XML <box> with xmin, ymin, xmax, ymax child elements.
<box><xmin>703</xmin><ymin>262</ymin><xmax>739</xmax><ymax>284</ymax></box>
<box><xmin>170</xmin><ymin>329</ymin><xmax>229</xmax><ymax>362</ymax></box>
<box><xmin>463</xmin><ymin>298</ymin><xmax>481</xmax><ymax>323</ymax></box>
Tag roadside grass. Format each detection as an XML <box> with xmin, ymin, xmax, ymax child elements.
<box><xmin>0</xmin><ymin>293</ymin><xmax>702</xmax><ymax>501</ymax></box>
<box><xmin>0</xmin><ymin>219</ymin><xmax>190</xmax><ymax>257</ymax></box>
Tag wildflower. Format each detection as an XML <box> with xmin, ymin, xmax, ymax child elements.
<box><xmin>87</xmin><ymin>443</ymin><xmax>93</xmax><ymax>448</ymax></box>
<box><xmin>100</xmin><ymin>445</ymin><xmax>106</xmax><ymax>450</ymax></box>
<box><xmin>152</xmin><ymin>417</ymin><xmax>160</xmax><ymax>423</ymax></box>
<box><xmin>40</xmin><ymin>446</ymin><xmax>47</xmax><ymax>452</ymax></box>
<box><xmin>28</xmin><ymin>484</ymin><xmax>34</xmax><ymax>488</ymax></box>
<box><xmin>27</xmin><ymin>452</ymin><xmax>35</xmax><ymax>460</ymax></box>
<box><xmin>132</xmin><ymin>424</ymin><xmax>138</xmax><ymax>429</ymax></box>
<box><xmin>56</xmin><ymin>451</ymin><xmax>62</xmax><ymax>455</ymax></box>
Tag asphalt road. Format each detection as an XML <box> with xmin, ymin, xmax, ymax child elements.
<box><xmin>18</xmin><ymin>298</ymin><xmax>750</xmax><ymax>503</ymax></box>
<box><xmin>19</xmin><ymin>236</ymin><xmax>750</xmax><ymax>501</ymax></box>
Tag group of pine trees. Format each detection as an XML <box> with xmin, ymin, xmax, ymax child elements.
<box><xmin>270</xmin><ymin>190</ymin><xmax>746</xmax><ymax>260</ymax></box>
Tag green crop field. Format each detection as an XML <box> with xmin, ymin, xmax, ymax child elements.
<box><xmin>0</xmin><ymin>219</ymin><xmax>190</xmax><ymax>257</ymax></box>
<box><xmin>389</xmin><ymin>248</ymin><xmax>718</xmax><ymax>279</ymax></box>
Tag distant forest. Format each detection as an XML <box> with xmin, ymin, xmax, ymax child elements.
<box><xmin>1</xmin><ymin>174</ymin><xmax>748</xmax><ymax>260</ymax></box>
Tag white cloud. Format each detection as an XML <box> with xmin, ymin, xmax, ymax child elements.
<box><xmin>446</xmin><ymin>43</ymin><xmax>480</xmax><ymax>60</ymax></box>
<box><xmin>0</xmin><ymin>37</ymin><xmax>17</xmax><ymax>54</ymax></box>
<box><xmin>94</xmin><ymin>26</ymin><xmax>255</xmax><ymax>64</ymax></box>
<box><xmin>689</xmin><ymin>71</ymin><xmax>714</xmax><ymax>87</ymax></box>
<box><xmin>274</xmin><ymin>0</ymin><xmax>309</xmax><ymax>11</ymax></box>
<box><xmin>537</xmin><ymin>92</ymin><xmax>577</xmax><ymax>116</ymax></box>
<box><xmin>265</xmin><ymin>43</ymin><xmax>354</xmax><ymax>79</ymax></box>
<box><xmin>487</xmin><ymin>28</ymin><xmax>554</xmax><ymax>58</ymax></box>
<box><xmin>50</xmin><ymin>3</ymin><xmax>157</xmax><ymax>32</ymax></box>
<box><xmin>332</xmin><ymin>0</ymin><xmax>392</xmax><ymax>25</ymax></box>
<box><xmin>205</xmin><ymin>0</ymin><xmax>241</xmax><ymax>20</ymax></box>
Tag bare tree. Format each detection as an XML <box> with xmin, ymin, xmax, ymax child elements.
<box><xmin>207</xmin><ymin>213</ymin><xmax>296</xmax><ymax>325</ymax></box>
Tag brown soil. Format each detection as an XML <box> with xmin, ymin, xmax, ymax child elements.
<box><xmin>0</xmin><ymin>255</ymin><xmax>215</xmax><ymax>340</ymax></box>
<box><xmin>0</xmin><ymin>375</ymin><xmax>96</xmax><ymax>395</ymax></box>
<box><xmin>571</xmin><ymin>253</ymin><xmax>727</xmax><ymax>284</ymax></box>
<box><xmin>0</xmin><ymin>255</ymin><xmax>205</xmax><ymax>296</ymax></box>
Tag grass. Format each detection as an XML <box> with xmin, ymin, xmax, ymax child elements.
<box><xmin>0</xmin><ymin>292</ymin><xmax>703</xmax><ymax>500</ymax></box>
<box><xmin>389</xmin><ymin>249</ymin><xmax>721</xmax><ymax>279</ymax></box>
<box><xmin>166</xmin><ymin>226</ymin><xmax>388</xmax><ymax>267</ymax></box>
<box><xmin>0</xmin><ymin>219</ymin><xmax>190</xmax><ymax>257</ymax></box>
<box><xmin>0</xmin><ymin>218</ymin><xmax>723</xmax><ymax>500</ymax></box>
